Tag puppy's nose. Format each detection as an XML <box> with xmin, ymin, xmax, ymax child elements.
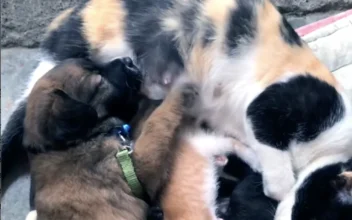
<box><xmin>122</xmin><ymin>57</ymin><xmax>134</xmax><ymax>68</ymax></box>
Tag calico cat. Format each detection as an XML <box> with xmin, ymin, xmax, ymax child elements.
<box><xmin>5</xmin><ymin>0</ymin><xmax>352</xmax><ymax>219</ymax></box>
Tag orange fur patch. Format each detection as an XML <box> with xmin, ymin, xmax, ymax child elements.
<box><xmin>187</xmin><ymin>43</ymin><xmax>215</xmax><ymax>81</ymax></box>
<box><xmin>46</xmin><ymin>8</ymin><xmax>74</xmax><ymax>34</ymax></box>
<box><xmin>203</xmin><ymin>0</ymin><xmax>236</xmax><ymax>39</ymax></box>
<box><xmin>162</xmin><ymin>139</ymin><xmax>214</xmax><ymax>220</ymax></box>
<box><xmin>80</xmin><ymin>0</ymin><xmax>126</xmax><ymax>50</ymax></box>
<box><xmin>255</xmin><ymin>0</ymin><xmax>337</xmax><ymax>87</ymax></box>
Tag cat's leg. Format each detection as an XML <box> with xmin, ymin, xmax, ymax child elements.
<box><xmin>253</xmin><ymin>142</ymin><xmax>295</xmax><ymax>201</ymax></box>
<box><xmin>274</xmin><ymin>188</ymin><xmax>296</xmax><ymax>220</ymax></box>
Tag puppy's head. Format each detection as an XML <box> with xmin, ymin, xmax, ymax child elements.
<box><xmin>23</xmin><ymin>58</ymin><xmax>142</xmax><ymax>151</ymax></box>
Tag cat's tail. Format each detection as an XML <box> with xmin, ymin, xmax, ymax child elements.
<box><xmin>1</xmin><ymin>100</ymin><xmax>29</xmax><ymax>193</ymax></box>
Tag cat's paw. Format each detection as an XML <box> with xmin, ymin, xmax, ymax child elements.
<box><xmin>274</xmin><ymin>191</ymin><xmax>296</xmax><ymax>220</ymax></box>
<box><xmin>263</xmin><ymin>175</ymin><xmax>294</xmax><ymax>201</ymax></box>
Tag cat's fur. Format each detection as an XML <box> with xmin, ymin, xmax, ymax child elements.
<box><xmin>5</xmin><ymin>0</ymin><xmax>352</xmax><ymax>218</ymax></box>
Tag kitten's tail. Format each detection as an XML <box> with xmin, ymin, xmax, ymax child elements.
<box><xmin>1</xmin><ymin>100</ymin><xmax>29</xmax><ymax>193</ymax></box>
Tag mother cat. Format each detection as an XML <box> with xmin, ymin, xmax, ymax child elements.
<box><xmin>8</xmin><ymin>0</ymin><xmax>352</xmax><ymax>214</ymax></box>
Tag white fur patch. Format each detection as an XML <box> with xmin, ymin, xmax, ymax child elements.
<box><xmin>21</xmin><ymin>59</ymin><xmax>56</xmax><ymax>101</ymax></box>
<box><xmin>95</xmin><ymin>39</ymin><xmax>133</xmax><ymax>64</ymax></box>
<box><xmin>186</xmin><ymin>132</ymin><xmax>236</xmax><ymax>158</ymax></box>
<box><xmin>185</xmin><ymin>131</ymin><xmax>243</xmax><ymax>219</ymax></box>
<box><xmin>26</xmin><ymin>210</ymin><xmax>37</xmax><ymax>220</ymax></box>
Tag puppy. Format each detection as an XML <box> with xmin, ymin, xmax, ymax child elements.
<box><xmin>0</xmin><ymin>57</ymin><xmax>141</xmax><ymax>190</ymax></box>
<box><xmin>24</xmin><ymin>59</ymin><xmax>216</xmax><ymax>219</ymax></box>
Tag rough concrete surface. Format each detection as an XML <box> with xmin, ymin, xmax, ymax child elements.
<box><xmin>1</xmin><ymin>48</ymin><xmax>41</xmax><ymax>128</ymax></box>
<box><xmin>1</xmin><ymin>0</ymin><xmax>352</xmax><ymax>48</ymax></box>
<box><xmin>1</xmin><ymin>0</ymin><xmax>80</xmax><ymax>48</ymax></box>
<box><xmin>1</xmin><ymin>48</ymin><xmax>41</xmax><ymax>220</ymax></box>
<box><xmin>274</xmin><ymin>0</ymin><xmax>352</xmax><ymax>14</ymax></box>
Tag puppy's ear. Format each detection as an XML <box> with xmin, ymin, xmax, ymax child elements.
<box><xmin>48</xmin><ymin>89</ymin><xmax>98</xmax><ymax>142</ymax></box>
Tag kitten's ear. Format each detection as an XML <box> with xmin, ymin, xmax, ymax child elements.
<box><xmin>48</xmin><ymin>89</ymin><xmax>98</xmax><ymax>142</ymax></box>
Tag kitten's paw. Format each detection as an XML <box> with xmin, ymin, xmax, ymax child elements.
<box><xmin>263</xmin><ymin>175</ymin><xmax>294</xmax><ymax>201</ymax></box>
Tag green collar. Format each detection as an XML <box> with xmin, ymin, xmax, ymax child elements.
<box><xmin>116</xmin><ymin>148</ymin><xmax>144</xmax><ymax>198</ymax></box>
<box><xmin>114</xmin><ymin>125</ymin><xmax>144</xmax><ymax>198</ymax></box>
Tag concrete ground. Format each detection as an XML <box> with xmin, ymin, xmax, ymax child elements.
<box><xmin>1</xmin><ymin>15</ymin><xmax>352</xmax><ymax>219</ymax></box>
<box><xmin>1</xmin><ymin>48</ymin><xmax>41</xmax><ymax>220</ymax></box>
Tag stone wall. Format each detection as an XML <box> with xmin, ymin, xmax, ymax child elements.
<box><xmin>1</xmin><ymin>0</ymin><xmax>352</xmax><ymax>48</ymax></box>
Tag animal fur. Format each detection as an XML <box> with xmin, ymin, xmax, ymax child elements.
<box><xmin>23</xmin><ymin>58</ymin><xmax>149</xmax><ymax>219</ymax></box>
<box><xmin>5</xmin><ymin>0</ymin><xmax>352</xmax><ymax>218</ymax></box>
<box><xmin>25</xmin><ymin>58</ymin><xmax>241</xmax><ymax>219</ymax></box>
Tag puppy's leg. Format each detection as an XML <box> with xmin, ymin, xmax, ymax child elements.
<box><xmin>133</xmin><ymin>78</ymin><xmax>199</xmax><ymax>200</ymax></box>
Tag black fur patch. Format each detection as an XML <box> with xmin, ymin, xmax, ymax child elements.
<box><xmin>279</xmin><ymin>16</ymin><xmax>302</xmax><ymax>47</ymax></box>
<box><xmin>223</xmin><ymin>154</ymin><xmax>253</xmax><ymax>181</ymax></box>
<box><xmin>202</xmin><ymin>20</ymin><xmax>216</xmax><ymax>47</ymax></box>
<box><xmin>1</xmin><ymin>101</ymin><xmax>28</xmax><ymax>188</ymax></box>
<box><xmin>180</xmin><ymin>2</ymin><xmax>201</xmax><ymax>46</ymax></box>
<box><xmin>225</xmin><ymin>173</ymin><xmax>278</xmax><ymax>220</ymax></box>
<box><xmin>292</xmin><ymin>160</ymin><xmax>352</xmax><ymax>220</ymax></box>
<box><xmin>47</xmin><ymin>89</ymin><xmax>98</xmax><ymax>143</ymax></box>
<box><xmin>41</xmin><ymin>4</ymin><xmax>89</xmax><ymax>61</ymax></box>
<box><xmin>123</xmin><ymin>0</ymin><xmax>184</xmax><ymax>84</ymax></box>
<box><xmin>247</xmin><ymin>75</ymin><xmax>345</xmax><ymax>150</ymax></box>
<box><xmin>226</xmin><ymin>0</ymin><xmax>258</xmax><ymax>55</ymax></box>
<box><xmin>100</xmin><ymin>58</ymin><xmax>143</xmax><ymax>122</ymax></box>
